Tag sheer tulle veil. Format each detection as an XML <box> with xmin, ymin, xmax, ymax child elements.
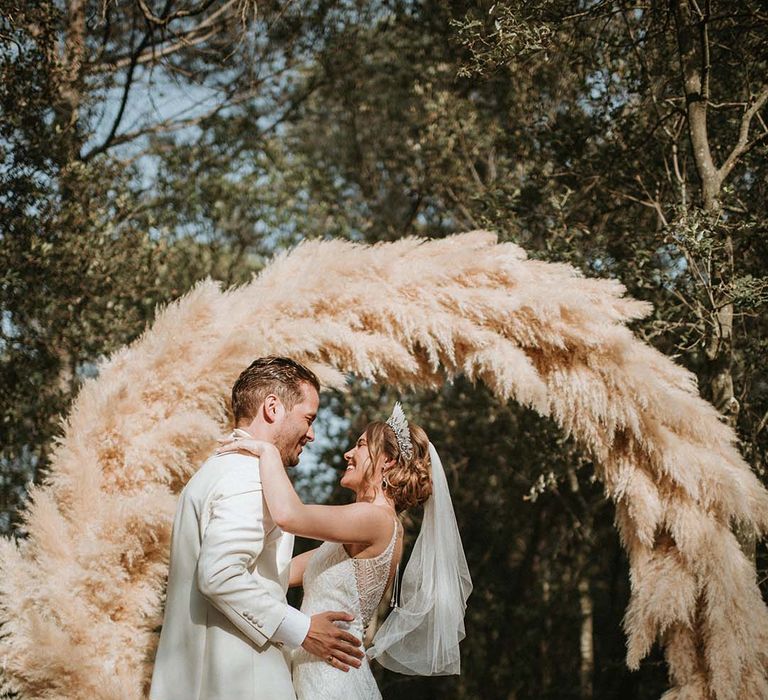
<box><xmin>367</xmin><ymin>442</ymin><xmax>473</xmax><ymax>675</ymax></box>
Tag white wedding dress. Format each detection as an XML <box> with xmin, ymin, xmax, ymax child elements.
<box><xmin>292</xmin><ymin>518</ymin><xmax>400</xmax><ymax>699</ymax></box>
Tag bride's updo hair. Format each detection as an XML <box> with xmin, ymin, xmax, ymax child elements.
<box><xmin>364</xmin><ymin>420</ymin><xmax>432</xmax><ymax>513</ymax></box>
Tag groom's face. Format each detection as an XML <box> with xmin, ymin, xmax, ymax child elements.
<box><xmin>273</xmin><ymin>382</ymin><xmax>319</xmax><ymax>467</ymax></box>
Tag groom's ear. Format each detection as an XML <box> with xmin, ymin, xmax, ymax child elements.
<box><xmin>262</xmin><ymin>394</ymin><xmax>285</xmax><ymax>423</ymax></box>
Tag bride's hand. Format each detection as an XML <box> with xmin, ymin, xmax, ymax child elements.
<box><xmin>215</xmin><ymin>436</ymin><xmax>279</xmax><ymax>458</ymax></box>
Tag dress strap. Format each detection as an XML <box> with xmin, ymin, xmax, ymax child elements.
<box><xmin>349</xmin><ymin>515</ymin><xmax>400</xmax><ymax>561</ymax></box>
<box><xmin>367</xmin><ymin>516</ymin><xmax>400</xmax><ymax>560</ymax></box>
<box><xmin>387</xmin><ymin>516</ymin><xmax>400</xmax><ymax>550</ymax></box>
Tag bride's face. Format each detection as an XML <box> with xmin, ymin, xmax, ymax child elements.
<box><xmin>341</xmin><ymin>432</ymin><xmax>379</xmax><ymax>492</ymax></box>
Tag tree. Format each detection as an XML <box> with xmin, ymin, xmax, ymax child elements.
<box><xmin>0</xmin><ymin>0</ymin><xmax>342</xmax><ymax>530</ymax></box>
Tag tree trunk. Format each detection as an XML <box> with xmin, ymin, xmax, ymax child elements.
<box><xmin>670</xmin><ymin>0</ymin><xmax>751</xmax><ymax>559</ymax></box>
<box><xmin>57</xmin><ymin>0</ymin><xmax>87</xmax><ymax>162</ymax></box>
<box><xmin>536</xmin><ymin>553</ymin><xmax>553</xmax><ymax>692</ymax></box>
<box><xmin>670</xmin><ymin>0</ymin><xmax>738</xmax><ymax>420</ymax></box>
<box><xmin>578</xmin><ymin>575</ymin><xmax>594</xmax><ymax>699</ymax></box>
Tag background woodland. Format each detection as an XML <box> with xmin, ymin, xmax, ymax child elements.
<box><xmin>2</xmin><ymin>1</ymin><xmax>767</xmax><ymax>698</ymax></box>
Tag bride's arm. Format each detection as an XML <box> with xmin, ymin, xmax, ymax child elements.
<box><xmin>289</xmin><ymin>550</ymin><xmax>315</xmax><ymax>587</ymax></box>
<box><xmin>221</xmin><ymin>439</ymin><xmax>390</xmax><ymax>545</ymax></box>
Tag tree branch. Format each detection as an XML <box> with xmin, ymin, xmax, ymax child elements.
<box><xmin>84</xmin><ymin>88</ymin><xmax>245</xmax><ymax>158</ymax></box>
<box><xmin>755</xmin><ymin>409</ymin><xmax>768</xmax><ymax>439</ymax></box>
<box><xmin>700</xmin><ymin>0</ymin><xmax>711</xmax><ymax>101</ymax></box>
<box><xmin>85</xmin><ymin>1</ymin><xmax>179</xmax><ymax>158</ymax></box>
<box><xmin>719</xmin><ymin>85</ymin><xmax>768</xmax><ymax>180</ymax></box>
<box><xmin>89</xmin><ymin>32</ymin><xmax>148</xmax><ymax>158</ymax></box>
<box><xmin>135</xmin><ymin>0</ymin><xmax>219</xmax><ymax>26</ymax></box>
<box><xmin>83</xmin><ymin>74</ymin><xmax>319</xmax><ymax>161</ymax></box>
<box><xmin>93</xmin><ymin>0</ymin><xmax>239</xmax><ymax>71</ymax></box>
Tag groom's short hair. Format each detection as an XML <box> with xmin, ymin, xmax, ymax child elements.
<box><xmin>231</xmin><ymin>356</ymin><xmax>320</xmax><ymax>425</ymax></box>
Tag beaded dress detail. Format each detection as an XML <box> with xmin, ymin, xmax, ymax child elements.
<box><xmin>292</xmin><ymin>518</ymin><xmax>400</xmax><ymax>699</ymax></box>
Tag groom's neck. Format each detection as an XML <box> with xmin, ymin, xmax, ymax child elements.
<box><xmin>236</xmin><ymin>422</ymin><xmax>276</xmax><ymax>444</ymax></box>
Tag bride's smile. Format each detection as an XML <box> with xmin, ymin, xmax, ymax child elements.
<box><xmin>340</xmin><ymin>436</ymin><xmax>377</xmax><ymax>491</ymax></box>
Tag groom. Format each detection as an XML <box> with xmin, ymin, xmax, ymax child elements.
<box><xmin>150</xmin><ymin>356</ymin><xmax>363</xmax><ymax>700</ymax></box>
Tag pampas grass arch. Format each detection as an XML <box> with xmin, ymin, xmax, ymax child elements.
<box><xmin>1</xmin><ymin>232</ymin><xmax>767</xmax><ymax>699</ymax></box>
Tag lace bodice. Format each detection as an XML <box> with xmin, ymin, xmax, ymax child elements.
<box><xmin>351</xmin><ymin>518</ymin><xmax>400</xmax><ymax>626</ymax></box>
<box><xmin>291</xmin><ymin>517</ymin><xmax>400</xmax><ymax>699</ymax></box>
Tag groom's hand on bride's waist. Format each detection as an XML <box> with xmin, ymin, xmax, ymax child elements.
<box><xmin>302</xmin><ymin>611</ymin><xmax>364</xmax><ymax>672</ymax></box>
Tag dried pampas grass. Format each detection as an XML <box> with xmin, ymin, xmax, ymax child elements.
<box><xmin>1</xmin><ymin>231</ymin><xmax>766</xmax><ymax>699</ymax></box>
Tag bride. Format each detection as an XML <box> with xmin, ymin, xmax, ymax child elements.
<box><xmin>217</xmin><ymin>403</ymin><xmax>472</xmax><ymax>699</ymax></box>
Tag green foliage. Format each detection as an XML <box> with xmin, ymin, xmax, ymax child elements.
<box><xmin>0</xmin><ymin>1</ymin><xmax>260</xmax><ymax>529</ymax></box>
<box><xmin>0</xmin><ymin>153</ymin><xmax>219</xmax><ymax>529</ymax></box>
<box><xmin>452</xmin><ymin>2</ymin><xmax>555</xmax><ymax>77</ymax></box>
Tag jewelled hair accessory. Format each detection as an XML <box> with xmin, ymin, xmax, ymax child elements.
<box><xmin>386</xmin><ymin>402</ymin><xmax>413</xmax><ymax>460</ymax></box>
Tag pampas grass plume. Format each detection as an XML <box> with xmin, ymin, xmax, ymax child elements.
<box><xmin>1</xmin><ymin>232</ymin><xmax>766</xmax><ymax>698</ymax></box>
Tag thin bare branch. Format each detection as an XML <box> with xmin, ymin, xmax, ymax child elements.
<box><xmin>700</xmin><ymin>0</ymin><xmax>711</xmax><ymax>101</ymax></box>
<box><xmin>84</xmin><ymin>87</ymin><xmax>251</xmax><ymax>156</ymax></box>
<box><xmin>607</xmin><ymin>187</ymin><xmax>669</xmax><ymax>227</ymax></box>
<box><xmin>136</xmin><ymin>0</ymin><xmax>218</xmax><ymax>26</ymax></box>
<box><xmin>93</xmin><ymin>0</ymin><xmax>239</xmax><ymax>71</ymax></box>
<box><xmin>719</xmin><ymin>85</ymin><xmax>768</xmax><ymax>180</ymax></box>
<box><xmin>755</xmin><ymin>409</ymin><xmax>768</xmax><ymax>439</ymax></box>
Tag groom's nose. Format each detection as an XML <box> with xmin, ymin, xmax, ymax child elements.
<box><xmin>306</xmin><ymin>425</ymin><xmax>315</xmax><ymax>442</ymax></box>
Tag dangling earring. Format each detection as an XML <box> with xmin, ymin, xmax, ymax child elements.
<box><xmin>382</xmin><ymin>476</ymin><xmax>390</xmax><ymax>491</ymax></box>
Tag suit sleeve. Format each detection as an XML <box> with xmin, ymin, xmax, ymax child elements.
<box><xmin>272</xmin><ymin>606</ymin><xmax>312</xmax><ymax>648</ymax></box>
<box><xmin>196</xmin><ymin>468</ymin><xmax>305</xmax><ymax>648</ymax></box>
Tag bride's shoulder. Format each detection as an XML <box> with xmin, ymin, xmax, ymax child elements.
<box><xmin>342</xmin><ymin>503</ymin><xmax>397</xmax><ymax>556</ymax></box>
<box><xmin>348</xmin><ymin>502</ymin><xmax>396</xmax><ymax>527</ymax></box>
<box><xmin>363</xmin><ymin>504</ymin><xmax>399</xmax><ymax>540</ymax></box>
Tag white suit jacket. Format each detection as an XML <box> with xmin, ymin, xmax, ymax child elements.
<box><xmin>150</xmin><ymin>452</ymin><xmax>301</xmax><ymax>700</ymax></box>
